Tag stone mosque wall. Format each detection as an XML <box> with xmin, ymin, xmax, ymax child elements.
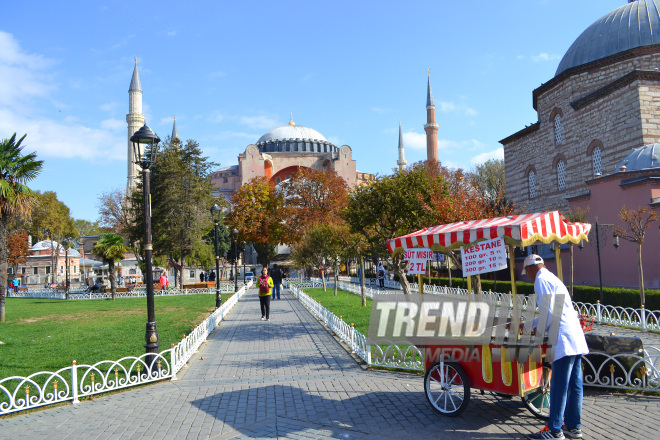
<box><xmin>502</xmin><ymin>50</ymin><xmax>660</xmax><ymax>213</ymax></box>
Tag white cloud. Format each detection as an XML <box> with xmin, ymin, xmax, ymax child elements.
<box><xmin>100</xmin><ymin>102</ymin><xmax>119</xmax><ymax>112</ymax></box>
<box><xmin>470</xmin><ymin>147</ymin><xmax>504</xmax><ymax>166</ymax></box>
<box><xmin>159</xmin><ymin>116</ymin><xmax>176</xmax><ymax>126</ymax></box>
<box><xmin>238</xmin><ymin>115</ymin><xmax>279</xmax><ymax>130</ymax></box>
<box><xmin>0</xmin><ymin>32</ymin><xmax>125</xmax><ymax>162</ymax></box>
<box><xmin>402</xmin><ymin>132</ymin><xmax>427</xmax><ymax>150</ymax></box>
<box><xmin>531</xmin><ymin>52</ymin><xmax>560</xmax><ymax>62</ymax></box>
<box><xmin>301</xmin><ymin>74</ymin><xmax>313</xmax><ymax>82</ymax></box>
<box><xmin>100</xmin><ymin>118</ymin><xmax>125</xmax><ymax>131</ymax></box>
<box><xmin>167</xmin><ymin>30</ymin><xmax>177</xmax><ymax>37</ymax></box>
<box><xmin>110</xmin><ymin>34</ymin><xmax>135</xmax><ymax>50</ymax></box>
<box><xmin>209</xmin><ymin>70</ymin><xmax>227</xmax><ymax>79</ymax></box>
<box><xmin>327</xmin><ymin>136</ymin><xmax>341</xmax><ymax>146</ymax></box>
<box><xmin>438</xmin><ymin>100</ymin><xmax>478</xmax><ymax>117</ymax></box>
<box><xmin>372</xmin><ymin>106</ymin><xmax>392</xmax><ymax>114</ymax></box>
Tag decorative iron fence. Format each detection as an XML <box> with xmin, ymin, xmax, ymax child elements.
<box><xmin>0</xmin><ymin>281</ymin><xmax>252</xmax><ymax>415</ymax></box>
<box><xmin>289</xmin><ymin>284</ymin><xmax>660</xmax><ymax>392</ymax></box>
<box><xmin>6</xmin><ymin>284</ymin><xmax>243</xmax><ymax>300</ymax></box>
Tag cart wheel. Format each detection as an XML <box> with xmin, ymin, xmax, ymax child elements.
<box><xmin>522</xmin><ymin>364</ymin><xmax>551</xmax><ymax>419</ymax></box>
<box><xmin>424</xmin><ymin>361</ymin><xmax>470</xmax><ymax>416</ymax></box>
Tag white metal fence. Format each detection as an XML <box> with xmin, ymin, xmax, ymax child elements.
<box><xmin>0</xmin><ymin>281</ymin><xmax>252</xmax><ymax>415</ymax></box>
<box><xmin>6</xmin><ymin>283</ymin><xmax>244</xmax><ymax>300</ymax></box>
<box><xmin>289</xmin><ymin>282</ymin><xmax>660</xmax><ymax>392</ymax></box>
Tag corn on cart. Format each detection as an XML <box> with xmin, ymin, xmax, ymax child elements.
<box><xmin>385</xmin><ymin>211</ymin><xmax>591</xmax><ymax>417</ymax></box>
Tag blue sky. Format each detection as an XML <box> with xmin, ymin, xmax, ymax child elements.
<box><xmin>1</xmin><ymin>0</ymin><xmax>624</xmax><ymax>222</ymax></box>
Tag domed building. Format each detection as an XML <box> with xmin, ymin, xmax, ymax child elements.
<box><xmin>210</xmin><ymin>114</ymin><xmax>367</xmax><ymax>201</ymax></box>
<box><xmin>502</xmin><ymin>0</ymin><xmax>660</xmax><ymax>289</ymax></box>
<box><xmin>502</xmin><ymin>0</ymin><xmax>660</xmax><ymax>212</ymax></box>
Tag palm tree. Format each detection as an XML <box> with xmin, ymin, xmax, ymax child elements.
<box><xmin>0</xmin><ymin>134</ymin><xmax>43</xmax><ymax>323</ymax></box>
<box><xmin>93</xmin><ymin>233</ymin><xmax>129</xmax><ymax>300</ymax></box>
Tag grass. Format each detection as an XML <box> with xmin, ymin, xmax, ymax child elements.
<box><xmin>0</xmin><ymin>293</ymin><xmax>231</xmax><ymax>380</ymax></box>
<box><xmin>302</xmin><ymin>287</ymin><xmax>372</xmax><ymax>335</ymax></box>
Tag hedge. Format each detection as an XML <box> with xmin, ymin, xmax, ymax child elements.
<box><xmin>391</xmin><ymin>274</ymin><xmax>659</xmax><ymax>310</ymax></box>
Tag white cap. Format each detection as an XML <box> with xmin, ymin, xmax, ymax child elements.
<box><xmin>521</xmin><ymin>254</ymin><xmax>544</xmax><ymax>275</ymax></box>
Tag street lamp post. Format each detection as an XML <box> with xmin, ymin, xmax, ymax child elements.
<box><xmin>592</xmin><ymin>221</ymin><xmax>619</xmax><ymax>304</ymax></box>
<box><xmin>62</xmin><ymin>238</ymin><xmax>70</xmax><ymax>300</ymax></box>
<box><xmin>130</xmin><ymin>123</ymin><xmax>161</xmax><ymax>358</ymax></box>
<box><xmin>210</xmin><ymin>203</ymin><xmax>222</xmax><ymax>308</ymax></box>
<box><xmin>242</xmin><ymin>241</ymin><xmax>247</xmax><ymax>284</ymax></box>
<box><xmin>232</xmin><ymin>229</ymin><xmax>239</xmax><ymax>292</ymax></box>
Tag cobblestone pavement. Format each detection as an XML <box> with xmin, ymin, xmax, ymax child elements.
<box><xmin>1</xmin><ymin>289</ymin><xmax>659</xmax><ymax>439</ymax></box>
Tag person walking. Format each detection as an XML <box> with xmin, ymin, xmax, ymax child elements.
<box><xmin>257</xmin><ymin>267</ymin><xmax>274</xmax><ymax>321</ymax></box>
<box><xmin>199</xmin><ymin>272</ymin><xmax>205</xmax><ymax>283</ymax></box>
<box><xmin>524</xmin><ymin>254</ymin><xmax>589</xmax><ymax>440</ymax></box>
<box><xmin>377</xmin><ymin>262</ymin><xmax>386</xmax><ymax>290</ymax></box>
<box><xmin>159</xmin><ymin>273</ymin><xmax>169</xmax><ymax>293</ymax></box>
<box><xmin>270</xmin><ymin>264</ymin><xmax>283</xmax><ymax>300</ymax></box>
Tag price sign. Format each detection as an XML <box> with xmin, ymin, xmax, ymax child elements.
<box><xmin>404</xmin><ymin>248</ymin><xmax>433</xmax><ymax>275</ymax></box>
<box><xmin>460</xmin><ymin>237</ymin><xmax>507</xmax><ymax>277</ymax></box>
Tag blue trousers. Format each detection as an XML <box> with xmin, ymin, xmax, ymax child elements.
<box><xmin>272</xmin><ymin>283</ymin><xmax>281</xmax><ymax>299</ymax></box>
<box><xmin>549</xmin><ymin>354</ymin><xmax>583</xmax><ymax>432</ymax></box>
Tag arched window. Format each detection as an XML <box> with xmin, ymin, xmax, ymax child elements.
<box><xmin>528</xmin><ymin>171</ymin><xmax>537</xmax><ymax>199</ymax></box>
<box><xmin>557</xmin><ymin>160</ymin><xmax>566</xmax><ymax>190</ymax></box>
<box><xmin>554</xmin><ymin>115</ymin><xmax>563</xmax><ymax>145</ymax></box>
<box><xmin>592</xmin><ymin>146</ymin><xmax>602</xmax><ymax>176</ymax></box>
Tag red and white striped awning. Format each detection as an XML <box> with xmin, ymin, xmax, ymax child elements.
<box><xmin>386</xmin><ymin>211</ymin><xmax>591</xmax><ymax>255</ymax></box>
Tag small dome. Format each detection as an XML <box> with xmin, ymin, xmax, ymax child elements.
<box><xmin>257</xmin><ymin>124</ymin><xmax>328</xmax><ymax>144</ymax></box>
<box><xmin>615</xmin><ymin>143</ymin><xmax>660</xmax><ymax>172</ymax></box>
<box><xmin>31</xmin><ymin>240</ymin><xmax>82</xmax><ymax>257</ymax></box>
<box><xmin>556</xmin><ymin>0</ymin><xmax>660</xmax><ymax>76</ymax></box>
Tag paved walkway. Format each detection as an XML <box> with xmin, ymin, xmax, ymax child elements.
<box><xmin>1</xmin><ymin>288</ymin><xmax>659</xmax><ymax>439</ymax></box>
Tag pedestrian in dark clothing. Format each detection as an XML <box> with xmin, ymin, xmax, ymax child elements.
<box><xmin>209</xmin><ymin>271</ymin><xmax>216</xmax><ymax>282</ymax></box>
<box><xmin>271</xmin><ymin>264</ymin><xmax>283</xmax><ymax>300</ymax></box>
<box><xmin>200</xmin><ymin>272</ymin><xmax>205</xmax><ymax>283</ymax></box>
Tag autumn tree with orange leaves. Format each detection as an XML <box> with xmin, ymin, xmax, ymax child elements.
<box><xmin>8</xmin><ymin>228</ymin><xmax>29</xmax><ymax>277</ymax></box>
<box><xmin>278</xmin><ymin>168</ymin><xmax>349</xmax><ymax>243</ymax></box>
<box><xmin>225</xmin><ymin>177</ymin><xmax>285</xmax><ymax>267</ymax></box>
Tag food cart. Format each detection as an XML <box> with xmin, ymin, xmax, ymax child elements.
<box><xmin>385</xmin><ymin>211</ymin><xmax>591</xmax><ymax>417</ymax></box>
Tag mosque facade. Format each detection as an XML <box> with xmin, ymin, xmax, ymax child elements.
<box><xmin>502</xmin><ymin>0</ymin><xmax>660</xmax><ymax>289</ymax></box>
<box><xmin>501</xmin><ymin>0</ymin><xmax>660</xmax><ymax>213</ymax></box>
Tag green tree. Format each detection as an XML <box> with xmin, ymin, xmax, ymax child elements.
<box><xmin>291</xmin><ymin>223</ymin><xmax>345</xmax><ymax>293</ymax></box>
<box><xmin>74</xmin><ymin>219</ymin><xmax>105</xmax><ymax>238</ymax></box>
<box><xmin>148</xmin><ymin>138</ymin><xmax>217</xmax><ymax>287</ymax></box>
<box><xmin>0</xmin><ymin>133</ymin><xmax>43</xmax><ymax>322</ymax></box>
<box><xmin>344</xmin><ymin>162</ymin><xmax>443</xmax><ymax>294</ymax></box>
<box><xmin>92</xmin><ymin>233</ymin><xmax>129</xmax><ymax>300</ymax></box>
<box><xmin>469</xmin><ymin>158</ymin><xmax>506</xmax><ymax>205</ymax></box>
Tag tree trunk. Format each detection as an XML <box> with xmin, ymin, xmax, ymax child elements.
<box><xmin>321</xmin><ymin>267</ymin><xmax>327</xmax><ymax>292</ymax></box>
<box><xmin>109</xmin><ymin>261</ymin><xmax>116</xmax><ymax>300</ymax></box>
<box><xmin>333</xmin><ymin>261</ymin><xmax>338</xmax><ymax>296</ymax></box>
<box><xmin>392</xmin><ymin>254</ymin><xmax>411</xmax><ymax>294</ymax></box>
<box><xmin>359</xmin><ymin>254</ymin><xmax>367</xmax><ymax>307</ymax></box>
<box><xmin>637</xmin><ymin>243</ymin><xmax>645</xmax><ymax>307</ymax></box>
<box><xmin>474</xmin><ymin>274</ymin><xmax>482</xmax><ymax>295</ymax></box>
<box><xmin>0</xmin><ymin>214</ymin><xmax>8</xmax><ymax>322</ymax></box>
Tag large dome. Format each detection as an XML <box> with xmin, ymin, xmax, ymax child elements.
<box><xmin>257</xmin><ymin>124</ymin><xmax>327</xmax><ymax>144</ymax></box>
<box><xmin>556</xmin><ymin>0</ymin><xmax>660</xmax><ymax>76</ymax></box>
<box><xmin>255</xmin><ymin>119</ymin><xmax>337</xmax><ymax>155</ymax></box>
<box><xmin>615</xmin><ymin>143</ymin><xmax>660</xmax><ymax>172</ymax></box>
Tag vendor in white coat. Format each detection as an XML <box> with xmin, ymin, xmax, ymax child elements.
<box><xmin>524</xmin><ymin>254</ymin><xmax>589</xmax><ymax>440</ymax></box>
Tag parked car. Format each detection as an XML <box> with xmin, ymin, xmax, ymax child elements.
<box><xmin>244</xmin><ymin>272</ymin><xmax>254</xmax><ymax>282</ymax></box>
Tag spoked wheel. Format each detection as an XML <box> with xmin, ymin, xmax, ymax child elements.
<box><xmin>523</xmin><ymin>363</ymin><xmax>552</xmax><ymax>419</ymax></box>
<box><xmin>424</xmin><ymin>361</ymin><xmax>470</xmax><ymax>416</ymax></box>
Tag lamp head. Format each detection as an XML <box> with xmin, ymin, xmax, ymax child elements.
<box><xmin>232</xmin><ymin>229</ymin><xmax>239</xmax><ymax>240</ymax></box>
<box><xmin>130</xmin><ymin>123</ymin><xmax>160</xmax><ymax>167</ymax></box>
<box><xmin>210</xmin><ymin>203</ymin><xmax>222</xmax><ymax>222</ymax></box>
<box><xmin>613</xmin><ymin>232</ymin><xmax>619</xmax><ymax>249</ymax></box>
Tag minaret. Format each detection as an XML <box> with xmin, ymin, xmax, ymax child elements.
<box><xmin>126</xmin><ymin>58</ymin><xmax>145</xmax><ymax>189</ymax></box>
<box><xmin>172</xmin><ymin>116</ymin><xmax>179</xmax><ymax>142</ymax></box>
<box><xmin>397</xmin><ymin>121</ymin><xmax>407</xmax><ymax>170</ymax></box>
<box><xmin>424</xmin><ymin>70</ymin><xmax>439</xmax><ymax>163</ymax></box>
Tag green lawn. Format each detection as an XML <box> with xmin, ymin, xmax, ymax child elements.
<box><xmin>0</xmin><ymin>294</ymin><xmax>230</xmax><ymax>379</ymax></box>
<box><xmin>303</xmin><ymin>287</ymin><xmax>372</xmax><ymax>334</ymax></box>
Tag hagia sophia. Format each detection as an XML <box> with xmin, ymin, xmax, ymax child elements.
<box><xmin>127</xmin><ymin>64</ymin><xmax>440</xmax><ymax>201</ymax></box>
